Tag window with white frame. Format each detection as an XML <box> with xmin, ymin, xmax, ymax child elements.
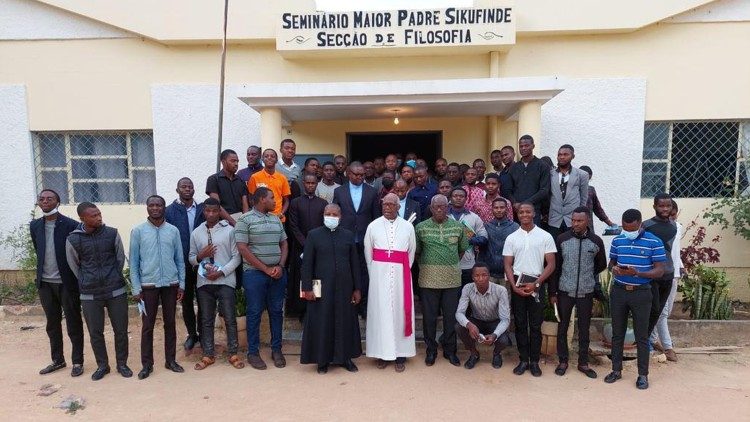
<box><xmin>33</xmin><ymin>132</ymin><xmax>156</xmax><ymax>204</ymax></box>
<box><xmin>641</xmin><ymin>121</ymin><xmax>750</xmax><ymax>198</ymax></box>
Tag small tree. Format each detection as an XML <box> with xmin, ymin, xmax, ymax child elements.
<box><xmin>703</xmin><ymin>182</ymin><xmax>750</xmax><ymax>241</ymax></box>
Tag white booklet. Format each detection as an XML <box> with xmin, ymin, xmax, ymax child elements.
<box><xmin>299</xmin><ymin>279</ymin><xmax>322</xmax><ymax>298</ymax></box>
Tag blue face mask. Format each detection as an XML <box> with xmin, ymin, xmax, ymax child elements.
<box><xmin>622</xmin><ymin>229</ymin><xmax>640</xmax><ymax>240</ymax></box>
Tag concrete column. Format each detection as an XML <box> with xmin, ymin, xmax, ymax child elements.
<box><xmin>517</xmin><ymin>100</ymin><xmax>542</xmax><ymax>148</ymax></box>
<box><xmin>259</xmin><ymin>107</ymin><xmax>282</xmax><ymax>151</ymax></box>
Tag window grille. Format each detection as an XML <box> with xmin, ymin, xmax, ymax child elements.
<box><xmin>641</xmin><ymin>121</ymin><xmax>749</xmax><ymax>198</ymax></box>
<box><xmin>33</xmin><ymin>131</ymin><xmax>156</xmax><ymax>204</ymax></box>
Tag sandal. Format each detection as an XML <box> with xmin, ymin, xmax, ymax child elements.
<box><xmin>194</xmin><ymin>356</ymin><xmax>216</xmax><ymax>370</ymax></box>
<box><xmin>395</xmin><ymin>362</ymin><xmax>406</xmax><ymax>373</ymax></box>
<box><xmin>228</xmin><ymin>354</ymin><xmax>245</xmax><ymax>369</ymax></box>
<box><xmin>376</xmin><ymin>359</ymin><xmax>389</xmax><ymax>369</ymax></box>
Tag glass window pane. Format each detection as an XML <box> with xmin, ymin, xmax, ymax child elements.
<box><xmin>670</xmin><ymin>122</ymin><xmax>738</xmax><ymax>198</ymax></box>
<box><xmin>72</xmin><ymin>158</ymin><xmax>128</xmax><ymax>179</ymax></box>
<box><xmin>70</xmin><ymin>134</ymin><xmax>126</xmax><ymax>156</ymax></box>
<box><xmin>134</xmin><ymin>170</ymin><xmax>156</xmax><ymax>203</ymax></box>
<box><xmin>641</xmin><ymin>162</ymin><xmax>667</xmax><ymax>198</ymax></box>
<box><xmin>643</xmin><ymin>123</ymin><xmax>669</xmax><ymax>160</ymax></box>
<box><xmin>37</xmin><ymin>133</ymin><xmax>67</xmax><ymax>167</ymax></box>
<box><xmin>41</xmin><ymin>171</ymin><xmax>69</xmax><ymax>204</ymax></box>
<box><xmin>131</xmin><ymin>132</ymin><xmax>155</xmax><ymax>166</ymax></box>
<box><xmin>73</xmin><ymin>182</ymin><xmax>129</xmax><ymax>203</ymax></box>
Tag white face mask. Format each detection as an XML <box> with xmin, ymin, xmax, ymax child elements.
<box><xmin>324</xmin><ymin>216</ymin><xmax>340</xmax><ymax>230</ymax></box>
<box><xmin>622</xmin><ymin>229</ymin><xmax>640</xmax><ymax>240</ymax></box>
<box><xmin>42</xmin><ymin>207</ymin><xmax>59</xmax><ymax>217</ymax></box>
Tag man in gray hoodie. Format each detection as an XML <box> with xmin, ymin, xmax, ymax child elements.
<box><xmin>65</xmin><ymin>202</ymin><xmax>131</xmax><ymax>381</ymax></box>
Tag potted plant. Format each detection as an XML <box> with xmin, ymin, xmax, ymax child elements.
<box><xmin>540</xmin><ymin>294</ymin><xmax>558</xmax><ymax>356</ymax></box>
<box><xmin>214</xmin><ymin>289</ymin><xmax>248</xmax><ymax>350</ymax></box>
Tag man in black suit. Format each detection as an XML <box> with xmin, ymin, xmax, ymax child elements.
<box><xmin>333</xmin><ymin>161</ymin><xmax>381</xmax><ymax>317</ymax></box>
<box><xmin>30</xmin><ymin>189</ymin><xmax>85</xmax><ymax>377</ymax></box>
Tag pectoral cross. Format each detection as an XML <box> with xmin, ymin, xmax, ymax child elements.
<box><xmin>386</xmin><ymin>250</ymin><xmax>393</xmax><ymax>258</ymax></box>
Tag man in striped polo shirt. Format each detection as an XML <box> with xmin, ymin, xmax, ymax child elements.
<box><xmin>605</xmin><ymin>209</ymin><xmax>666</xmax><ymax>390</ymax></box>
<box><xmin>235</xmin><ymin>187</ymin><xmax>289</xmax><ymax>370</ymax></box>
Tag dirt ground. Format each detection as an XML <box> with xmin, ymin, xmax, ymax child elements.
<box><xmin>1</xmin><ymin>315</ymin><xmax>748</xmax><ymax>421</ymax></box>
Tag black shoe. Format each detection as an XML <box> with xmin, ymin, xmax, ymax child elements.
<box><xmin>578</xmin><ymin>365</ymin><xmax>598</xmax><ymax>379</ymax></box>
<box><xmin>444</xmin><ymin>353</ymin><xmax>461</xmax><ymax>367</ymax></box>
<box><xmin>464</xmin><ymin>354</ymin><xmax>480</xmax><ymax>369</ymax></box>
<box><xmin>70</xmin><ymin>364</ymin><xmax>84</xmax><ymax>377</ymax></box>
<box><xmin>165</xmin><ymin>361</ymin><xmax>185</xmax><ymax>373</ymax></box>
<box><xmin>513</xmin><ymin>361</ymin><xmax>529</xmax><ymax>375</ymax></box>
<box><xmin>317</xmin><ymin>364</ymin><xmax>328</xmax><ymax>374</ymax></box>
<box><xmin>425</xmin><ymin>350</ymin><xmax>437</xmax><ymax>366</ymax></box>
<box><xmin>530</xmin><ymin>362</ymin><xmax>542</xmax><ymax>377</ymax></box>
<box><xmin>636</xmin><ymin>375</ymin><xmax>649</xmax><ymax>390</ymax></box>
<box><xmin>492</xmin><ymin>354</ymin><xmax>503</xmax><ymax>369</ymax></box>
<box><xmin>138</xmin><ymin>365</ymin><xmax>153</xmax><ymax>380</ymax></box>
<box><xmin>604</xmin><ymin>371</ymin><xmax>622</xmax><ymax>384</ymax></box>
<box><xmin>39</xmin><ymin>361</ymin><xmax>66</xmax><ymax>375</ymax></box>
<box><xmin>555</xmin><ymin>362</ymin><xmax>568</xmax><ymax>376</ymax></box>
<box><xmin>343</xmin><ymin>360</ymin><xmax>359</xmax><ymax>373</ymax></box>
<box><xmin>184</xmin><ymin>335</ymin><xmax>200</xmax><ymax>351</ymax></box>
<box><xmin>91</xmin><ymin>366</ymin><xmax>110</xmax><ymax>381</ymax></box>
<box><xmin>116</xmin><ymin>364</ymin><xmax>133</xmax><ymax>378</ymax></box>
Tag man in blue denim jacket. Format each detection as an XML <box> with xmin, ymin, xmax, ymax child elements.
<box><xmin>482</xmin><ymin>198</ymin><xmax>519</xmax><ymax>286</ymax></box>
<box><xmin>129</xmin><ymin>195</ymin><xmax>185</xmax><ymax>380</ymax></box>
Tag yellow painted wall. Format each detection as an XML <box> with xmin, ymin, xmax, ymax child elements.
<box><xmin>639</xmin><ymin>198</ymin><xmax>750</xmax><ymax>301</ymax></box>
<box><xmin>292</xmin><ymin>116</ymin><xmax>491</xmax><ymax>164</ymax></box>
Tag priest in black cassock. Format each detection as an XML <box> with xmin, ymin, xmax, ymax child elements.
<box><xmin>300</xmin><ymin>203</ymin><xmax>362</xmax><ymax>374</ymax></box>
<box><xmin>287</xmin><ymin>174</ymin><xmax>328</xmax><ymax>317</ymax></box>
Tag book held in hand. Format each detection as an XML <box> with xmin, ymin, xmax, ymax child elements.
<box><xmin>299</xmin><ymin>279</ymin><xmax>322</xmax><ymax>299</ymax></box>
<box><xmin>515</xmin><ymin>273</ymin><xmax>539</xmax><ymax>287</ymax></box>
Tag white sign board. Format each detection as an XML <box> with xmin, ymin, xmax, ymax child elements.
<box><xmin>276</xmin><ymin>4</ymin><xmax>515</xmax><ymax>54</ymax></box>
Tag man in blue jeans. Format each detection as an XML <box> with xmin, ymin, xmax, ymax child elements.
<box><xmin>235</xmin><ymin>187</ymin><xmax>289</xmax><ymax>370</ymax></box>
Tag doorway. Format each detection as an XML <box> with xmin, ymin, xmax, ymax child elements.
<box><xmin>347</xmin><ymin>131</ymin><xmax>442</xmax><ymax>165</ymax></box>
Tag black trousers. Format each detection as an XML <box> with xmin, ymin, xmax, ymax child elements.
<box><xmin>355</xmin><ymin>242</ymin><xmax>369</xmax><ymax>318</ymax></box>
<box><xmin>460</xmin><ymin>269</ymin><xmax>473</xmax><ymax>287</ymax></box>
<box><xmin>556</xmin><ymin>292</ymin><xmax>594</xmax><ymax>366</ymax></box>
<box><xmin>421</xmin><ymin>287</ymin><xmax>461</xmax><ymax>354</ymax></box>
<box><xmin>511</xmin><ymin>288</ymin><xmax>545</xmax><ymax>363</ymax></box>
<box><xmin>182</xmin><ymin>264</ymin><xmax>202</xmax><ymax>339</ymax></box>
<box><xmin>198</xmin><ymin>284</ymin><xmax>239</xmax><ymax>357</ymax></box>
<box><xmin>610</xmin><ymin>284</ymin><xmax>652</xmax><ymax>376</ymax></box>
<box><xmin>38</xmin><ymin>281</ymin><xmax>84</xmax><ymax>365</ymax></box>
<box><xmin>648</xmin><ymin>277</ymin><xmax>673</xmax><ymax>337</ymax></box>
<box><xmin>140</xmin><ymin>286</ymin><xmax>178</xmax><ymax>367</ymax></box>
<box><xmin>81</xmin><ymin>294</ymin><xmax>129</xmax><ymax>368</ymax></box>
<box><xmin>455</xmin><ymin>317</ymin><xmax>511</xmax><ymax>355</ymax></box>
<box><xmin>547</xmin><ymin>221</ymin><xmax>569</xmax><ymax>241</ymax></box>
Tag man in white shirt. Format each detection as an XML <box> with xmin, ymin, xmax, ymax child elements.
<box><xmin>503</xmin><ymin>202</ymin><xmax>556</xmax><ymax>377</ymax></box>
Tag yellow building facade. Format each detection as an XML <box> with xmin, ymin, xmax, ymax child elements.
<box><xmin>0</xmin><ymin>0</ymin><xmax>748</xmax><ymax>298</ymax></box>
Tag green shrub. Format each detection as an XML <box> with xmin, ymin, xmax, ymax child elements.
<box><xmin>678</xmin><ymin>264</ymin><xmax>734</xmax><ymax>320</ymax></box>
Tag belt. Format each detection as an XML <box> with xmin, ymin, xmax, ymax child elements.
<box><xmin>613</xmin><ymin>282</ymin><xmax>651</xmax><ymax>291</ymax></box>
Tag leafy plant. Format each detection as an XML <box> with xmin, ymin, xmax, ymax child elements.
<box><xmin>0</xmin><ymin>213</ymin><xmax>38</xmax><ymax>282</ymax></box>
<box><xmin>599</xmin><ymin>270</ymin><xmax>612</xmax><ymax>319</ymax></box>
<box><xmin>703</xmin><ymin>181</ymin><xmax>750</xmax><ymax>241</ymax></box>
<box><xmin>680</xmin><ymin>221</ymin><xmax>721</xmax><ymax>274</ymax></box>
<box><xmin>235</xmin><ymin>287</ymin><xmax>246</xmax><ymax>317</ymax></box>
<box><xmin>678</xmin><ymin>264</ymin><xmax>734</xmax><ymax>320</ymax></box>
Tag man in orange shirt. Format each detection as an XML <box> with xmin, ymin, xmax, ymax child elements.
<box><xmin>248</xmin><ymin>149</ymin><xmax>292</xmax><ymax>222</ymax></box>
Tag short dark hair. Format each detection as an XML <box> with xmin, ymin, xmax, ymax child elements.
<box><xmin>176</xmin><ymin>177</ymin><xmax>192</xmax><ymax>187</ymax></box>
<box><xmin>304</xmin><ymin>157</ymin><xmax>319</xmax><ymax>167</ymax></box>
<box><xmin>622</xmin><ymin>209</ymin><xmax>642</xmax><ymax>224</ymax></box>
<box><xmin>490</xmin><ymin>149</ymin><xmax>501</xmax><ymax>155</ymax></box>
<box><xmin>572</xmin><ymin>206</ymin><xmax>590</xmax><ymax>216</ymax></box>
<box><xmin>146</xmin><ymin>195</ymin><xmax>165</xmax><ymax>206</ymax></box>
<box><xmin>382</xmin><ymin>178</ymin><xmax>395</xmax><ymax>190</ymax></box>
<box><xmin>220</xmin><ymin>149</ymin><xmax>237</xmax><ymax>161</ymax></box>
<box><xmin>671</xmin><ymin>199</ymin><xmax>679</xmax><ymax>212</ymax></box>
<box><xmin>280</xmin><ymin>138</ymin><xmax>295</xmax><ymax>148</ymax></box>
<box><xmin>519</xmin><ymin>134</ymin><xmax>534</xmax><ymax>143</ymax></box>
<box><xmin>334</xmin><ymin>155</ymin><xmax>346</xmax><ymax>161</ymax></box>
<box><xmin>39</xmin><ymin>189</ymin><xmax>60</xmax><ymax>202</ymax></box>
<box><xmin>263</xmin><ymin>148</ymin><xmax>277</xmax><ymax>158</ymax></box>
<box><xmin>559</xmin><ymin>144</ymin><xmax>575</xmax><ymax>153</ymax></box>
<box><xmin>76</xmin><ymin>202</ymin><xmax>97</xmax><ymax>216</ymax></box>
<box><xmin>471</xmin><ymin>262</ymin><xmax>490</xmax><ymax>273</ymax></box>
<box><xmin>322</xmin><ymin>161</ymin><xmax>335</xmax><ymax>169</ymax></box>
<box><xmin>501</xmin><ymin>145</ymin><xmax>515</xmax><ymax>153</ymax></box>
<box><xmin>253</xmin><ymin>187</ymin><xmax>272</xmax><ymax>203</ymax></box>
<box><xmin>473</xmin><ymin>158</ymin><xmax>485</xmax><ymax>166</ymax></box>
<box><xmin>580</xmin><ymin>165</ymin><xmax>592</xmax><ymax>177</ymax></box>
<box><xmin>484</xmin><ymin>173</ymin><xmax>501</xmax><ymax>183</ymax></box>
<box><xmin>303</xmin><ymin>173</ymin><xmax>318</xmax><ymax>182</ymax></box>
<box><xmin>518</xmin><ymin>201</ymin><xmax>535</xmax><ymax>211</ymax></box>
<box><xmin>203</xmin><ymin>197</ymin><xmax>220</xmax><ymax>207</ymax></box>
<box><xmin>414</xmin><ymin>166</ymin><xmax>428</xmax><ymax>174</ymax></box>
<box><xmin>653</xmin><ymin>192</ymin><xmax>672</xmax><ymax>205</ymax></box>
<box><xmin>491</xmin><ymin>197</ymin><xmax>508</xmax><ymax>206</ymax></box>
<box><xmin>451</xmin><ymin>187</ymin><xmax>467</xmax><ymax>196</ymax></box>
<box><xmin>448</xmin><ymin>162</ymin><xmax>460</xmax><ymax>168</ymax></box>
